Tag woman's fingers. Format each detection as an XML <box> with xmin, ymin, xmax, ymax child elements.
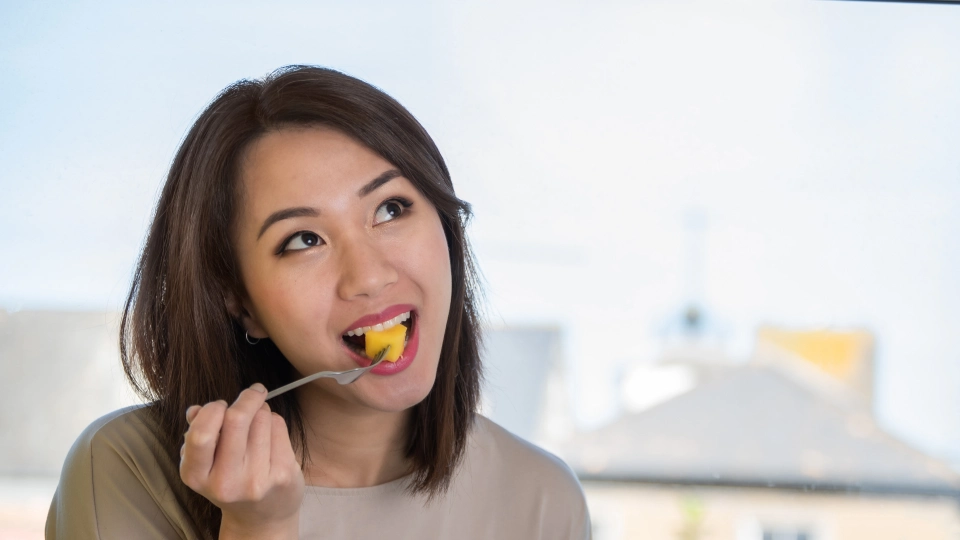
<box><xmin>214</xmin><ymin>384</ymin><xmax>269</xmax><ymax>471</ymax></box>
<box><xmin>246</xmin><ymin>402</ymin><xmax>274</xmax><ymax>492</ymax></box>
<box><xmin>186</xmin><ymin>404</ymin><xmax>201</xmax><ymax>424</ymax></box>
<box><xmin>270</xmin><ymin>412</ymin><xmax>297</xmax><ymax>480</ymax></box>
<box><xmin>180</xmin><ymin>400</ymin><xmax>228</xmax><ymax>488</ymax></box>
<box><xmin>179</xmin><ymin>387</ymin><xmax>304</xmax><ymax>533</ymax></box>
<box><xmin>180</xmin><ymin>383</ymin><xmax>303</xmax><ymax>519</ymax></box>
<box><xmin>268</xmin><ymin>412</ymin><xmax>301</xmax><ymax>495</ymax></box>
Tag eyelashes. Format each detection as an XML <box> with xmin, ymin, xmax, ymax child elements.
<box><xmin>277</xmin><ymin>231</ymin><xmax>323</xmax><ymax>254</ymax></box>
<box><xmin>374</xmin><ymin>197</ymin><xmax>412</xmax><ymax>225</ymax></box>
<box><xmin>275</xmin><ymin>197</ymin><xmax>414</xmax><ymax>255</ymax></box>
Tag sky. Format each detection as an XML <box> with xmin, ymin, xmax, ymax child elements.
<box><xmin>1</xmin><ymin>0</ymin><xmax>959</xmax><ymax>465</ymax></box>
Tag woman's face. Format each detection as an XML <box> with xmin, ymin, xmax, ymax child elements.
<box><xmin>232</xmin><ymin>126</ymin><xmax>452</xmax><ymax>412</ymax></box>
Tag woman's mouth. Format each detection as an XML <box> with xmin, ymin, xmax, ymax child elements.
<box><xmin>341</xmin><ymin>310</ymin><xmax>415</xmax><ymax>359</ymax></box>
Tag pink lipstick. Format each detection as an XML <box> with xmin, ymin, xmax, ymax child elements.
<box><xmin>340</xmin><ymin>305</ymin><xmax>418</xmax><ymax>375</ymax></box>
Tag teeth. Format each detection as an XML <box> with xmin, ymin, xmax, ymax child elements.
<box><xmin>345</xmin><ymin>311</ymin><xmax>411</xmax><ymax>337</ymax></box>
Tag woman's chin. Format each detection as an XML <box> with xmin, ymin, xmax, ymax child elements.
<box><xmin>358</xmin><ymin>372</ymin><xmax>436</xmax><ymax>412</ymax></box>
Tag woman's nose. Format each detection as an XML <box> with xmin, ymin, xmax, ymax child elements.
<box><xmin>335</xmin><ymin>237</ymin><xmax>399</xmax><ymax>300</ymax></box>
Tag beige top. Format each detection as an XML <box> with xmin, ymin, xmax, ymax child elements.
<box><xmin>46</xmin><ymin>406</ymin><xmax>591</xmax><ymax>539</ymax></box>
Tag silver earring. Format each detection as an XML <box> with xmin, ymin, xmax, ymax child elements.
<box><xmin>245</xmin><ymin>332</ymin><xmax>261</xmax><ymax>345</ymax></box>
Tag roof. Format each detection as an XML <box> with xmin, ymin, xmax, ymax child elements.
<box><xmin>562</xmin><ymin>363</ymin><xmax>960</xmax><ymax>497</ymax></box>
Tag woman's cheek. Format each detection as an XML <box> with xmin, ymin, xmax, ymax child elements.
<box><xmin>253</xmin><ymin>278</ymin><xmax>322</xmax><ymax>352</ymax></box>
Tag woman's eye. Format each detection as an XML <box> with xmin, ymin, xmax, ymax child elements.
<box><xmin>373</xmin><ymin>199</ymin><xmax>410</xmax><ymax>224</ymax></box>
<box><xmin>281</xmin><ymin>231</ymin><xmax>323</xmax><ymax>252</ymax></box>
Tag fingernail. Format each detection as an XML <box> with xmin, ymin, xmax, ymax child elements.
<box><xmin>185</xmin><ymin>405</ymin><xmax>201</xmax><ymax>424</ymax></box>
<box><xmin>251</xmin><ymin>383</ymin><xmax>267</xmax><ymax>393</ymax></box>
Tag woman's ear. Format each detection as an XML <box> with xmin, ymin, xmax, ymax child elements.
<box><xmin>224</xmin><ymin>290</ymin><xmax>268</xmax><ymax>339</ymax></box>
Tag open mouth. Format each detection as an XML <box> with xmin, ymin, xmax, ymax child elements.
<box><xmin>341</xmin><ymin>310</ymin><xmax>416</xmax><ymax>358</ymax></box>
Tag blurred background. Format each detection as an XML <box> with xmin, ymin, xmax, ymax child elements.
<box><xmin>2</xmin><ymin>0</ymin><xmax>959</xmax><ymax>538</ymax></box>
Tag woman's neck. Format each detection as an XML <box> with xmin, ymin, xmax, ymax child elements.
<box><xmin>295</xmin><ymin>389</ymin><xmax>412</xmax><ymax>489</ymax></box>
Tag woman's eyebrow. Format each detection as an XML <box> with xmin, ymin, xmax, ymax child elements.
<box><xmin>255</xmin><ymin>170</ymin><xmax>403</xmax><ymax>240</ymax></box>
<box><xmin>357</xmin><ymin>169</ymin><xmax>402</xmax><ymax>197</ymax></box>
<box><xmin>257</xmin><ymin>207</ymin><xmax>319</xmax><ymax>240</ymax></box>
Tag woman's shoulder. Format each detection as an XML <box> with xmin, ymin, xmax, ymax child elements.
<box><xmin>469</xmin><ymin>415</ymin><xmax>582</xmax><ymax>490</ymax></box>
<box><xmin>74</xmin><ymin>404</ymin><xmax>163</xmax><ymax>451</ymax></box>
<box><xmin>471</xmin><ymin>415</ymin><xmax>586</xmax><ymax>498</ymax></box>
<box><xmin>455</xmin><ymin>416</ymin><xmax>591</xmax><ymax>537</ymax></box>
<box><xmin>60</xmin><ymin>405</ymin><xmax>173</xmax><ymax>489</ymax></box>
<box><xmin>47</xmin><ymin>405</ymin><xmax>199</xmax><ymax>539</ymax></box>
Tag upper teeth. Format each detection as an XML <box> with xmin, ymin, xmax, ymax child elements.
<box><xmin>346</xmin><ymin>311</ymin><xmax>411</xmax><ymax>337</ymax></box>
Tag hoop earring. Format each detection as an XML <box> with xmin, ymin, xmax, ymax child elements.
<box><xmin>245</xmin><ymin>332</ymin><xmax>261</xmax><ymax>345</ymax></box>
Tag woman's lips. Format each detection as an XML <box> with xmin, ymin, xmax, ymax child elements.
<box><xmin>340</xmin><ymin>314</ymin><xmax>419</xmax><ymax>376</ymax></box>
<box><xmin>344</xmin><ymin>304</ymin><xmax>416</xmax><ymax>333</ymax></box>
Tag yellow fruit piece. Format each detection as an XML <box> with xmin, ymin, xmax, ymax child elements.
<box><xmin>364</xmin><ymin>323</ymin><xmax>407</xmax><ymax>362</ymax></box>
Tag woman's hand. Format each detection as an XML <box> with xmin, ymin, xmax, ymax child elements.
<box><xmin>180</xmin><ymin>384</ymin><xmax>305</xmax><ymax>540</ymax></box>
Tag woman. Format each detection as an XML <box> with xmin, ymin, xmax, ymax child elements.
<box><xmin>46</xmin><ymin>66</ymin><xmax>590</xmax><ymax>539</ymax></box>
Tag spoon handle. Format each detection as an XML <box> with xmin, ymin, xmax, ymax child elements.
<box><xmin>265</xmin><ymin>347</ymin><xmax>388</xmax><ymax>400</ymax></box>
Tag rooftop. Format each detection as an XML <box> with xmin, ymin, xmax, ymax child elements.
<box><xmin>563</xmin><ymin>362</ymin><xmax>960</xmax><ymax>497</ymax></box>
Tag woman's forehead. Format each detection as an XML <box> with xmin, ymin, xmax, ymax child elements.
<box><xmin>241</xmin><ymin>128</ymin><xmax>392</xmax><ymax>200</ymax></box>
<box><xmin>233</xmin><ymin>127</ymin><xmax>410</xmax><ymax>238</ymax></box>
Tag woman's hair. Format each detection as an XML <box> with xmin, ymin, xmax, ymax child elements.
<box><xmin>120</xmin><ymin>65</ymin><xmax>483</xmax><ymax>538</ymax></box>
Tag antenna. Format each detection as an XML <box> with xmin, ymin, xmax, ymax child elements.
<box><xmin>682</xmin><ymin>208</ymin><xmax>707</xmax><ymax>336</ymax></box>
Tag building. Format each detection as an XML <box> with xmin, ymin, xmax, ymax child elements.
<box><xmin>0</xmin><ymin>309</ymin><xmax>135</xmax><ymax>538</ymax></box>
<box><xmin>0</xmin><ymin>309</ymin><xmax>134</xmax><ymax>476</ymax></box>
<box><xmin>478</xmin><ymin>325</ymin><xmax>574</xmax><ymax>449</ymax></box>
<box><xmin>562</xmin><ymin>348</ymin><xmax>960</xmax><ymax>540</ymax></box>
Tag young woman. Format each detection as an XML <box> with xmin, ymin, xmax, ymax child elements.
<box><xmin>46</xmin><ymin>66</ymin><xmax>590</xmax><ymax>539</ymax></box>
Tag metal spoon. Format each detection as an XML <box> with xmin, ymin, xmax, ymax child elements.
<box><xmin>265</xmin><ymin>346</ymin><xmax>389</xmax><ymax>400</ymax></box>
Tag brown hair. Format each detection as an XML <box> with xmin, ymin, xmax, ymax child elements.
<box><xmin>120</xmin><ymin>65</ymin><xmax>483</xmax><ymax>538</ymax></box>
